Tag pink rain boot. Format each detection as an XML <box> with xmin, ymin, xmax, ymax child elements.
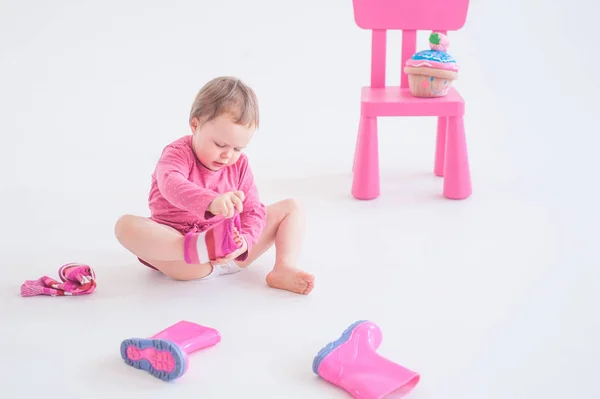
<box><xmin>313</xmin><ymin>320</ymin><xmax>420</xmax><ymax>398</ymax></box>
<box><xmin>120</xmin><ymin>320</ymin><xmax>221</xmax><ymax>381</ymax></box>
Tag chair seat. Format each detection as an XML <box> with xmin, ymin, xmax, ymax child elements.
<box><xmin>361</xmin><ymin>86</ymin><xmax>464</xmax><ymax>117</ymax></box>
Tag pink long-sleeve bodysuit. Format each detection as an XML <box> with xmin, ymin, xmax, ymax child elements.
<box><xmin>147</xmin><ymin>135</ymin><xmax>267</xmax><ymax>262</ymax></box>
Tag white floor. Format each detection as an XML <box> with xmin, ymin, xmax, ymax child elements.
<box><xmin>1</xmin><ymin>157</ymin><xmax>598</xmax><ymax>398</ymax></box>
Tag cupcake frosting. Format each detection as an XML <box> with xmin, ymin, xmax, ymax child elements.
<box><xmin>405</xmin><ymin>32</ymin><xmax>459</xmax><ymax>72</ymax></box>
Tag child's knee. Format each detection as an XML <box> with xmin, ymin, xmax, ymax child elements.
<box><xmin>114</xmin><ymin>214</ymin><xmax>136</xmax><ymax>242</ymax></box>
<box><xmin>282</xmin><ymin>198</ymin><xmax>302</xmax><ymax>215</ymax></box>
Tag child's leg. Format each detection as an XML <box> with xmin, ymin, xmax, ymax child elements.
<box><xmin>114</xmin><ymin>215</ymin><xmax>213</xmax><ymax>281</ymax></box>
<box><xmin>236</xmin><ymin>199</ymin><xmax>315</xmax><ymax>295</ymax></box>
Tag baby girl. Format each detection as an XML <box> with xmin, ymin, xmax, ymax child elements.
<box><xmin>114</xmin><ymin>76</ymin><xmax>314</xmax><ymax>295</ymax></box>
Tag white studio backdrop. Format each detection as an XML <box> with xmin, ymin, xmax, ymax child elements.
<box><xmin>1</xmin><ymin>2</ymin><xmax>599</xmax><ymax>398</ymax></box>
<box><xmin>0</xmin><ymin>0</ymin><xmax>598</xmax><ymax>257</ymax></box>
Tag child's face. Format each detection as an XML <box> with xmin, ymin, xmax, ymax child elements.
<box><xmin>190</xmin><ymin>114</ymin><xmax>255</xmax><ymax>171</ymax></box>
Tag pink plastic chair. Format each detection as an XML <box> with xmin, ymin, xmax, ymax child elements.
<box><xmin>351</xmin><ymin>0</ymin><xmax>472</xmax><ymax>200</ymax></box>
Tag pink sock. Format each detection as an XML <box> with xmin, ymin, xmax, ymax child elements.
<box><xmin>20</xmin><ymin>263</ymin><xmax>97</xmax><ymax>297</ymax></box>
<box><xmin>183</xmin><ymin>214</ymin><xmax>243</xmax><ymax>264</ymax></box>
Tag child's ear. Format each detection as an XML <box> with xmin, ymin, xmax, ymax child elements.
<box><xmin>190</xmin><ymin>117</ymin><xmax>199</xmax><ymax>133</ymax></box>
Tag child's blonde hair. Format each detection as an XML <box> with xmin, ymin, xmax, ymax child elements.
<box><xmin>189</xmin><ymin>76</ymin><xmax>259</xmax><ymax>129</ymax></box>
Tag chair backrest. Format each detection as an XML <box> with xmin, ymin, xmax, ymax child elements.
<box><xmin>352</xmin><ymin>0</ymin><xmax>470</xmax><ymax>88</ymax></box>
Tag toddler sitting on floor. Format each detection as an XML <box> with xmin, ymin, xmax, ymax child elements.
<box><xmin>114</xmin><ymin>76</ymin><xmax>314</xmax><ymax>295</ymax></box>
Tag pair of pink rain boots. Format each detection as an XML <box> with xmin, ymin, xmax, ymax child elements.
<box><xmin>313</xmin><ymin>320</ymin><xmax>420</xmax><ymax>399</ymax></box>
<box><xmin>120</xmin><ymin>319</ymin><xmax>420</xmax><ymax>398</ymax></box>
<box><xmin>120</xmin><ymin>320</ymin><xmax>221</xmax><ymax>382</ymax></box>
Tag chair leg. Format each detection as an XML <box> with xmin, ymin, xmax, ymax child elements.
<box><xmin>443</xmin><ymin>116</ymin><xmax>472</xmax><ymax>199</ymax></box>
<box><xmin>434</xmin><ymin>117</ymin><xmax>447</xmax><ymax>177</ymax></box>
<box><xmin>352</xmin><ymin>116</ymin><xmax>380</xmax><ymax>200</ymax></box>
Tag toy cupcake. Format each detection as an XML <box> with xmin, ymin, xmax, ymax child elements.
<box><xmin>404</xmin><ymin>32</ymin><xmax>459</xmax><ymax>98</ymax></box>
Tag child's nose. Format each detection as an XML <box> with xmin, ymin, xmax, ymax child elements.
<box><xmin>221</xmin><ymin>149</ymin><xmax>233</xmax><ymax>159</ymax></box>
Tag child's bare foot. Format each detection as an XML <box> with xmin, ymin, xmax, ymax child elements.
<box><xmin>232</xmin><ymin>227</ymin><xmax>243</xmax><ymax>248</ymax></box>
<box><xmin>266</xmin><ymin>266</ymin><xmax>315</xmax><ymax>295</ymax></box>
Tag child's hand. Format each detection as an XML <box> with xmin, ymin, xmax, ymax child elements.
<box><xmin>208</xmin><ymin>191</ymin><xmax>245</xmax><ymax>218</ymax></box>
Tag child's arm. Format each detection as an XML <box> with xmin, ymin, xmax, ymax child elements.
<box><xmin>154</xmin><ymin>144</ymin><xmax>219</xmax><ymax>220</ymax></box>
<box><xmin>235</xmin><ymin>155</ymin><xmax>267</xmax><ymax>261</ymax></box>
